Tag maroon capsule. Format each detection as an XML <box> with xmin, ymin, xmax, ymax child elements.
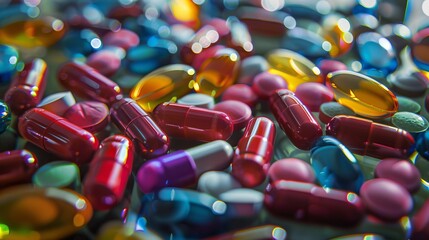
<box><xmin>264</xmin><ymin>180</ymin><xmax>364</xmax><ymax>226</ymax></box>
<box><xmin>153</xmin><ymin>102</ymin><xmax>233</xmax><ymax>142</ymax></box>
<box><xmin>232</xmin><ymin>117</ymin><xmax>275</xmax><ymax>187</ymax></box>
<box><xmin>0</xmin><ymin>150</ymin><xmax>38</xmax><ymax>187</ymax></box>
<box><xmin>326</xmin><ymin>115</ymin><xmax>415</xmax><ymax>159</ymax></box>
<box><xmin>110</xmin><ymin>98</ymin><xmax>169</xmax><ymax>158</ymax></box>
<box><xmin>4</xmin><ymin>58</ymin><xmax>47</xmax><ymax>115</ymax></box>
<box><xmin>18</xmin><ymin>108</ymin><xmax>99</xmax><ymax>165</ymax></box>
<box><xmin>83</xmin><ymin>135</ymin><xmax>134</xmax><ymax>210</ymax></box>
<box><xmin>270</xmin><ymin>89</ymin><xmax>322</xmax><ymax>150</ymax></box>
<box><xmin>57</xmin><ymin>62</ymin><xmax>123</xmax><ymax>106</ymax></box>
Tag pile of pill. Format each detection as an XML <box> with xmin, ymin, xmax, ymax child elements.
<box><xmin>1</xmin><ymin>0</ymin><xmax>429</xmax><ymax>239</ymax></box>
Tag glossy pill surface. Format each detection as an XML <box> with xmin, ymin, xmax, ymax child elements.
<box><xmin>295</xmin><ymin>82</ymin><xmax>334</xmax><ymax>112</ymax></box>
<box><xmin>270</xmin><ymin>89</ymin><xmax>322</xmax><ymax>150</ymax></box>
<box><xmin>391</xmin><ymin>112</ymin><xmax>429</xmax><ymax>136</ymax></box>
<box><xmin>412</xmin><ymin>199</ymin><xmax>429</xmax><ymax>240</ymax></box>
<box><xmin>327</xmin><ymin>70</ymin><xmax>398</xmax><ymax>119</ymax></box>
<box><xmin>232</xmin><ymin>117</ymin><xmax>276</xmax><ymax>187</ymax></box>
<box><xmin>37</xmin><ymin>91</ymin><xmax>76</xmax><ymax>116</ymax></box>
<box><xmin>102</xmin><ymin>29</ymin><xmax>140</xmax><ymax>51</ymax></box>
<box><xmin>389</xmin><ymin>72</ymin><xmax>428</xmax><ymax>98</ymax></box>
<box><xmin>130</xmin><ymin>64</ymin><xmax>195</xmax><ymax>112</ymax></box>
<box><xmin>318</xmin><ymin>102</ymin><xmax>355</xmax><ymax>124</ymax></box>
<box><xmin>268</xmin><ymin>158</ymin><xmax>315</xmax><ymax>183</ymax></box>
<box><xmin>264</xmin><ymin>180</ymin><xmax>364</xmax><ymax>226</ymax></box>
<box><xmin>252</xmin><ymin>72</ymin><xmax>288</xmax><ymax>100</ymax></box>
<box><xmin>58</xmin><ymin>62</ymin><xmax>122</xmax><ymax>106</ymax></box>
<box><xmin>321</xmin><ymin>14</ymin><xmax>354</xmax><ymax>57</ymax></box>
<box><xmin>110</xmin><ymin>98</ymin><xmax>169</xmax><ymax>158</ymax></box>
<box><xmin>18</xmin><ymin>108</ymin><xmax>99</xmax><ymax>165</ymax></box>
<box><xmin>177</xmin><ymin>93</ymin><xmax>215</xmax><ymax>109</ymax></box>
<box><xmin>197</xmin><ymin>171</ymin><xmax>241</xmax><ymax>197</ymax></box>
<box><xmin>213</xmin><ymin>100</ymin><xmax>252</xmax><ymax>131</ymax></box>
<box><xmin>0</xmin><ymin>150</ymin><xmax>37</xmax><ymax>188</ymax></box>
<box><xmin>360</xmin><ymin>178</ymin><xmax>412</xmax><ymax>221</ymax></box>
<box><xmin>32</xmin><ymin>161</ymin><xmax>80</xmax><ymax>189</ymax></box>
<box><xmin>4</xmin><ymin>58</ymin><xmax>47</xmax><ymax>115</ymax></box>
<box><xmin>221</xmin><ymin>84</ymin><xmax>258</xmax><ymax>107</ymax></box>
<box><xmin>374</xmin><ymin>158</ymin><xmax>421</xmax><ymax>193</ymax></box>
<box><xmin>205</xmin><ymin>225</ymin><xmax>287</xmax><ymax>240</ymax></box>
<box><xmin>83</xmin><ymin>135</ymin><xmax>134</xmax><ymax>210</ymax></box>
<box><xmin>63</xmin><ymin>101</ymin><xmax>110</xmax><ymax>134</ymax></box>
<box><xmin>0</xmin><ymin>101</ymin><xmax>11</xmax><ymax>134</ymax></box>
<box><xmin>326</xmin><ymin>115</ymin><xmax>414</xmax><ymax>159</ymax></box>
<box><xmin>411</xmin><ymin>28</ymin><xmax>429</xmax><ymax>72</ymax></box>
<box><xmin>0</xmin><ymin>44</ymin><xmax>18</xmax><ymax>85</ymax></box>
<box><xmin>356</xmin><ymin>32</ymin><xmax>397</xmax><ymax>73</ymax></box>
<box><xmin>153</xmin><ymin>102</ymin><xmax>233</xmax><ymax>142</ymax></box>
<box><xmin>86</xmin><ymin>49</ymin><xmax>122</xmax><ymax>77</ymax></box>
<box><xmin>0</xmin><ymin>185</ymin><xmax>92</xmax><ymax>240</ymax></box>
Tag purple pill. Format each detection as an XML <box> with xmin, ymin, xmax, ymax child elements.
<box><xmin>295</xmin><ymin>82</ymin><xmax>334</xmax><ymax>112</ymax></box>
<box><xmin>252</xmin><ymin>72</ymin><xmax>288</xmax><ymax>100</ymax></box>
<box><xmin>374</xmin><ymin>158</ymin><xmax>421</xmax><ymax>193</ymax></box>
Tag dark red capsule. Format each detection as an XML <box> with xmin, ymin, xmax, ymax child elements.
<box><xmin>232</xmin><ymin>117</ymin><xmax>275</xmax><ymax>187</ymax></box>
<box><xmin>57</xmin><ymin>62</ymin><xmax>123</xmax><ymax>106</ymax></box>
<box><xmin>18</xmin><ymin>108</ymin><xmax>99</xmax><ymax>165</ymax></box>
<box><xmin>326</xmin><ymin>115</ymin><xmax>415</xmax><ymax>159</ymax></box>
<box><xmin>110</xmin><ymin>98</ymin><xmax>169</xmax><ymax>158</ymax></box>
<box><xmin>0</xmin><ymin>150</ymin><xmax>38</xmax><ymax>187</ymax></box>
<box><xmin>270</xmin><ymin>89</ymin><xmax>322</xmax><ymax>150</ymax></box>
<box><xmin>4</xmin><ymin>58</ymin><xmax>47</xmax><ymax>115</ymax></box>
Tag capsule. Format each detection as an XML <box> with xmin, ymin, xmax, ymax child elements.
<box><xmin>57</xmin><ymin>62</ymin><xmax>122</xmax><ymax>106</ymax></box>
<box><xmin>195</xmin><ymin>48</ymin><xmax>240</xmax><ymax>97</ymax></box>
<box><xmin>4</xmin><ymin>58</ymin><xmax>47</xmax><ymax>115</ymax></box>
<box><xmin>321</xmin><ymin>14</ymin><xmax>354</xmax><ymax>57</ymax></box>
<box><xmin>110</xmin><ymin>98</ymin><xmax>169</xmax><ymax>158</ymax></box>
<box><xmin>0</xmin><ymin>150</ymin><xmax>38</xmax><ymax>188</ymax></box>
<box><xmin>137</xmin><ymin>140</ymin><xmax>233</xmax><ymax>193</ymax></box>
<box><xmin>270</xmin><ymin>89</ymin><xmax>322</xmax><ymax>150</ymax></box>
<box><xmin>153</xmin><ymin>102</ymin><xmax>233</xmax><ymax>142</ymax></box>
<box><xmin>327</xmin><ymin>70</ymin><xmax>398</xmax><ymax>119</ymax></box>
<box><xmin>231</xmin><ymin>117</ymin><xmax>276</xmax><ymax>187</ymax></box>
<box><xmin>180</xmin><ymin>25</ymin><xmax>221</xmax><ymax>65</ymax></box>
<box><xmin>18</xmin><ymin>108</ymin><xmax>99</xmax><ymax>165</ymax></box>
<box><xmin>411</xmin><ymin>28</ymin><xmax>429</xmax><ymax>72</ymax></box>
<box><xmin>83</xmin><ymin>135</ymin><xmax>134</xmax><ymax>210</ymax></box>
<box><xmin>264</xmin><ymin>180</ymin><xmax>364</xmax><ymax>226</ymax></box>
<box><xmin>326</xmin><ymin>115</ymin><xmax>415</xmax><ymax>159</ymax></box>
<box><xmin>129</xmin><ymin>64</ymin><xmax>195</xmax><ymax>112</ymax></box>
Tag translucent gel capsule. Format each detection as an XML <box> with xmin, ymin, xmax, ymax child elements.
<box><xmin>0</xmin><ymin>17</ymin><xmax>66</xmax><ymax>48</ymax></box>
<box><xmin>326</xmin><ymin>115</ymin><xmax>415</xmax><ymax>159</ymax></box>
<box><xmin>153</xmin><ymin>102</ymin><xmax>233</xmax><ymax>142</ymax></box>
<box><xmin>58</xmin><ymin>62</ymin><xmax>122</xmax><ymax>106</ymax></box>
<box><xmin>0</xmin><ymin>185</ymin><xmax>92</xmax><ymax>239</ymax></box>
<box><xmin>411</xmin><ymin>28</ymin><xmax>429</xmax><ymax>72</ymax></box>
<box><xmin>0</xmin><ymin>100</ymin><xmax>11</xmax><ymax>134</ymax></box>
<box><xmin>18</xmin><ymin>108</ymin><xmax>99</xmax><ymax>165</ymax></box>
<box><xmin>327</xmin><ymin>70</ymin><xmax>398</xmax><ymax>119</ymax></box>
<box><xmin>266</xmin><ymin>49</ymin><xmax>322</xmax><ymax>92</ymax></box>
<box><xmin>232</xmin><ymin>117</ymin><xmax>276</xmax><ymax>187</ymax></box>
<box><xmin>195</xmin><ymin>48</ymin><xmax>240</xmax><ymax>97</ymax></box>
<box><xmin>4</xmin><ymin>58</ymin><xmax>47</xmax><ymax>115</ymax></box>
<box><xmin>0</xmin><ymin>150</ymin><xmax>37</xmax><ymax>188</ymax></box>
<box><xmin>0</xmin><ymin>44</ymin><xmax>18</xmax><ymax>85</ymax></box>
<box><xmin>356</xmin><ymin>32</ymin><xmax>397</xmax><ymax>73</ymax></box>
<box><xmin>168</xmin><ymin>0</ymin><xmax>201</xmax><ymax>29</ymax></box>
<box><xmin>270</xmin><ymin>89</ymin><xmax>322</xmax><ymax>150</ymax></box>
<box><xmin>321</xmin><ymin>14</ymin><xmax>354</xmax><ymax>57</ymax></box>
<box><xmin>130</xmin><ymin>64</ymin><xmax>195</xmax><ymax>112</ymax></box>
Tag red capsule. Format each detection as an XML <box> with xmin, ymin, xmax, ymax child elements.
<box><xmin>180</xmin><ymin>25</ymin><xmax>220</xmax><ymax>65</ymax></box>
<box><xmin>4</xmin><ymin>58</ymin><xmax>47</xmax><ymax>115</ymax></box>
<box><xmin>412</xmin><ymin>199</ymin><xmax>429</xmax><ymax>240</ymax></box>
<box><xmin>264</xmin><ymin>180</ymin><xmax>364</xmax><ymax>226</ymax></box>
<box><xmin>18</xmin><ymin>108</ymin><xmax>99</xmax><ymax>165</ymax></box>
<box><xmin>0</xmin><ymin>150</ymin><xmax>38</xmax><ymax>187</ymax></box>
<box><xmin>232</xmin><ymin>117</ymin><xmax>275</xmax><ymax>187</ymax></box>
<box><xmin>110</xmin><ymin>98</ymin><xmax>169</xmax><ymax>158</ymax></box>
<box><xmin>153</xmin><ymin>102</ymin><xmax>233</xmax><ymax>142</ymax></box>
<box><xmin>57</xmin><ymin>62</ymin><xmax>123</xmax><ymax>106</ymax></box>
<box><xmin>270</xmin><ymin>89</ymin><xmax>322</xmax><ymax>150</ymax></box>
<box><xmin>83</xmin><ymin>135</ymin><xmax>134</xmax><ymax>210</ymax></box>
<box><xmin>326</xmin><ymin>115</ymin><xmax>415</xmax><ymax>159</ymax></box>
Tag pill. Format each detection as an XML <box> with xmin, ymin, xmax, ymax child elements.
<box><xmin>32</xmin><ymin>161</ymin><xmax>80</xmax><ymax>190</ymax></box>
<box><xmin>281</xmin><ymin>27</ymin><xmax>329</xmax><ymax>59</ymax></box>
<box><xmin>319</xmin><ymin>102</ymin><xmax>356</xmax><ymax>124</ymax></box>
<box><xmin>412</xmin><ymin>199</ymin><xmax>429</xmax><ymax>240</ymax></box>
<box><xmin>61</xmin><ymin>29</ymin><xmax>102</xmax><ymax>58</ymax></box>
<box><xmin>397</xmin><ymin>96</ymin><xmax>421</xmax><ymax>114</ymax></box>
<box><xmin>153</xmin><ymin>102</ymin><xmax>233</xmax><ymax>142</ymax></box>
<box><xmin>213</xmin><ymin>100</ymin><xmax>252</xmax><ymax>131</ymax></box>
<box><xmin>205</xmin><ymin>225</ymin><xmax>287</xmax><ymax>240</ymax></box>
<box><xmin>226</xmin><ymin>16</ymin><xmax>254</xmax><ymax>59</ymax></box>
<box><xmin>356</xmin><ymin>32</ymin><xmax>397</xmax><ymax>73</ymax></box>
<box><xmin>237</xmin><ymin>55</ymin><xmax>269</xmax><ymax>85</ymax></box>
<box><xmin>102</xmin><ymin>29</ymin><xmax>140</xmax><ymax>51</ymax></box>
<box><xmin>238</xmin><ymin>5</ymin><xmax>291</xmax><ymax>36</ymax></box>
<box><xmin>321</xmin><ymin>14</ymin><xmax>354</xmax><ymax>57</ymax></box>
<box><xmin>391</xmin><ymin>112</ymin><xmax>429</xmax><ymax>137</ymax></box>
<box><xmin>219</xmin><ymin>188</ymin><xmax>264</xmax><ymax>218</ymax></box>
<box><xmin>232</xmin><ymin>117</ymin><xmax>276</xmax><ymax>187</ymax></box>
<box><xmin>270</xmin><ymin>89</ymin><xmax>322</xmax><ymax>150</ymax></box>
<box><xmin>360</xmin><ymin>178</ymin><xmax>413</xmax><ymax>221</ymax></box>
<box><xmin>110</xmin><ymin>98</ymin><xmax>169</xmax><ymax>158</ymax></box>
<box><xmin>388</xmin><ymin>72</ymin><xmax>428</xmax><ymax>98</ymax></box>
<box><xmin>86</xmin><ymin>49</ymin><xmax>122</xmax><ymax>77</ymax></box>
<box><xmin>326</xmin><ymin>115</ymin><xmax>414</xmax><ymax>159</ymax></box>
<box><xmin>197</xmin><ymin>171</ymin><xmax>241</xmax><ymax>197</ymax></box>
<box><xmin>0</xmin><ymin>44</ymin><xmax>18</xmax><ymax>85</ymax></box>
<box><xmin>0</xmin><ymin>100</ymin><xmax>11</xmax><ymax>134</ymax></box>
<box><xmin>0</xmin><ymin>150</ymin><xmax>38</xmax><ymax>188</ymax></box>
<box><xmin>192</xmin><ymin>45</ymin><xmax>225</xmax><ymax>70</ymax></box>
<box><xmin>63</xmin><ymin>101</ymin><xmax>110</xmax><ymax>134</ymax></box>
<box><xmin>127</xmin><ymin>44</ymin><xmax>175</xmax><ymax>75</ymax></box>
<box><xmin>137</xmin><ymin>140</ymin><xmax>233</xmax><ymax>193</ymax></box>
<box><xmin>295</xmin><ymin>82</ymin><xmax>334</xmax><ymax>112</ymax></box>
<box><xmin>317</xmin><ymin>59</ymin><xmax>348</xmax><ymax>83</ymax></box>
<box><xmin>83</xmin><ymin>135</ymin><xmax>134</xmax><ymax>210</ymax></box>
<box><xmin>374</xmin><ymin>158</ymin><xmax>420</xmax><ymax>193</ymax></box>
<box><xmin>252</xmin><ymin>72</ymin><xmax>288</xmax><ymax>100</ymax></box>
<box><xmin>180</xmin><ymin>25</ymin><xmax>221</xmax><ymax>65</ymax></box>
<box><xmin>411</xmin><ymin>28</ymin><xmax>429</xmax><ymax>72</ymax></box>
<box><xmin>37</xmin><ymin>91</ymin><xmax>76</xmax><ymax>116</ymax></box>
<box><xmin>178</xmin><ymin>93</ymin><xmax>215</xmax><ymax>109</ymax></box>
<box><xmin>19</xmin><ymin>108</ymin><xmax>99</xmax><ymax>165</ymax></box>
<box><xmin>4</xmin><ymin>58</ymin><xmax>47</xmax><ymax>115</ymax></box>
<box><xmin>221</xmin><ymin>84</ymin><xmax>259</xmax><ymax>108</ymax></box>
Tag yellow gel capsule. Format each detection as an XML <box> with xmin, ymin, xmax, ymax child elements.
<box><xmin>267</xmin><ymin>49</ymin><xmax>322</xmax><ymax>92</ymax></box>
<box><xmin>0</xmin><ymin>17</ymin><xmax>66</xmax><ymax>48</ymax></box>
<box><xmin>195</xmin><ymin>48</ymin><xmax>240</xmax><ymax>97</ymax></box>
<box><xmin>327</xmin><ymin>70</ymin><xmax>398</xmax><ymax>119</ymax></box>
<box><xmin>321</xmin><ymin>14</ymin><xmax>354</xmax><ymax>57</ymax></box>
<box><xmin>170</xmin><ymin>0</ymin><xmax>201</xmax><ymax>29</ymax></box>
<box><xmin>130</xmin><ymin>64</ymin><xmax>196</xmax><ymax>112</ymax></box>
<box><xmin>0</xmin><ymin>185</ymin><xmax>92</xmax><ymax>240</ymax></box>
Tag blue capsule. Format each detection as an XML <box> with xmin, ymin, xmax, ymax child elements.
<box><xmin>281</xmin><ymin>27</ymin><xmax>329</xmax><ymax>59</ymax></box>
<box><xmin>0</xmin><ymin>44</ymin><xmax>18</xmax><ymax>85</ymax></box>
<box><xmin>310</xmin><ymin>136</ymin><xmax>364</xmax><ymax>193</ymax></box>
<box><xmin>0</xmin><ymin>100</ymin><xmax>11</xmax><ymax>134</ymax></box>
<box><xmin>61</xmin><ymin>29</ymin><xmax>102</xmax><ymax>59</ymax></box>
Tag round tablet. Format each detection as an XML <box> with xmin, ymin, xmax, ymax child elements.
<box><xmin>317</xmin><ymin>59</ymin><xmax>347</xmax><ymax>81</ymax></box>
<box><xmin>397</xmin><ymin>96</ymin><xmax>421</xmax><ymax>114</ymax></box>
<box><xmin>295</xmin><ymin>82</ymin><xmax>334</xmax><ymax>112</ymax></box>
<box><xmin>103</xmin><ymin>29</ymin><xmax>140</xmax><ymax>50</ymax></box>
<box><xmin>268</xmin><ymin>158</ymin><xmax>315</xmax><ymax>183</ymax></box>
<box><xmin>374</xmin><ymin>158</ymin><xmax>421</xmax><ymax>193</ymax></box>
<box><xmin>33</xmin><ymin>161</ymin><xmax>80</xmax><ymax>189</ymax></box>
<box><xmin>221</xmin><ymin>84</ymin><xmax>258</xmax><ymax>108</ymax></box>
<box><xmin>37</xmin><ymin>92</ymin><xmax>76</xmax><ymax>116</ymax></box>
<box><xmin>360</xmin><ymin>178</ymin><xmax>413</xmax><ymax>221</ymax></box>
<box><xmin>197</xmin><ymin>171</ymin><xmax>242</xmax><ymax>197</ymax></box>
<box><xmin>389</xmin><ymin>72</ymin><xmax>428</xmax><ymax>97</ymax></box>
<box><xmin>252</xmin><ymin>72</ymin><xmax>288</xmax><ymax>100</ymax></box>
<box><xmin>87</xmin><ymin>49</ymin><xmax>122</xmax><ymax>77</ymax></box>
<box><xmin>391</xmin><ymin>111</ymin><xmax>429</xmax><ymax>135</ymax></box>
<box><xmin>237</xmin><ymin>55</ymin><xmax>269</xmax><ymax>85</ymax></box>
<box><xmin>319</xmin><ymin>102</ymin><xmax>355</xmax><ymax>124</ymax></box>
<box><xmin>63</xmin><ymin>101</ymin><xmax>109</xmax><ymax>133</ymax></box>
<box><xmin>213</xmin><ymin>100</ymin><xmax>252</xmax><ymax>130</ymax></box>
<box><xmin>177</xmin><ymin>93</ymin><xmax>215</xmax><ymax>109</ymax></box>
